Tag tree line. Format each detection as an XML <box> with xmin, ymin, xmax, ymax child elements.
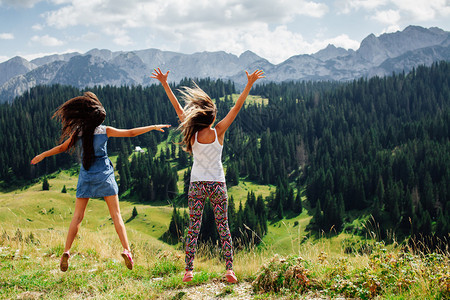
<box><xmin>1</xmin><ymin>61</ymin><xmax>449</xmax><ymax>243</ymax></box>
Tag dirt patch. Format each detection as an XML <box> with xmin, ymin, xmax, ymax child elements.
<box><xmin>162</xmin><ymin>278</ymin><xmax>253</xmax><ymax>299</ymax></box>
<box><xmin>160</xmin><ymin>279</ymin><xmax>342</xmax><ymax>299</ymax></box>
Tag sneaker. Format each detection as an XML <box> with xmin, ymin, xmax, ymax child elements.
<box><xmin>225</xmin><ymin>270</ymin><xmax>238</xmax><ymax>283</ymax></box>
<box><xmin>60</xmin><ymin>251</ymin><xmax>70</xmax><ymax>272</ymax></box>
<box><xmin>183</xmin><ymin>271</ymin><xmax>193</xmax><ymax>282</ymax></box>
<box><xmin>121</xmin><ymin>249</ymin><xmax>134</xmax><ymax>270</ymax></box>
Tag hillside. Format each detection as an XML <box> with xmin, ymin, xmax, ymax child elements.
<box><xmin>1</xmin><ymin>171</ymin><xmax>448</xmax><ymax>299</ymax></box>
<box><xmin>1</xmin><ymin>62</ymin><xmax>449</xmax><ymax>244</ymax></box>
<box><xmin>0</xmin><ymin>62</ymin><xmax>448</xmax><ymax>299</ymax></box>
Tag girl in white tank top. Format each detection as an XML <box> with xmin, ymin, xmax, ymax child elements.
<box><xmin>151</xmin><ymin>68</ymin><xmax>265</xmax><ymax>283</ymax></box>
<box><xmin>190</xmin><ymin>128</ymin><xmax>225</xmax><ymax>182</ymax></box>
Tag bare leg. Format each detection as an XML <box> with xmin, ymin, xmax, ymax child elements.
<box><xmin>64</xmin><ymin>197</ymin><xmax>89</xmax><ymax>252</ymax></box>
<box><xmin>104</xmin><ymin>194</ymin><xmax>130</xmax><ymax>251</ymax></box>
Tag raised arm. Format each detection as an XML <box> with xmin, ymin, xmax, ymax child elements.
<box><xmin>216</xmin><ymin>69</ymin><xmax>265</xmax><ymax>137</ymax></box>
<box><xmin>151</xmin><ymin>68</ymin><xmax>185</xmax><ymax>122</ymax></box>
<box><xmin>31</xmin><ymin>133</ymin><xmax>74</xmax><ymax>165</ymax></box>
<box><xmin>106</xmin><ymin>124</ymin><xmax>170</xmax><ymax>138</ymax></box>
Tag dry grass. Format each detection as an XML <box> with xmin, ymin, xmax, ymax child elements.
<box><xmin>1</xmin><ymin>172</ymin><xmax>449</xmax><ymax>299</ymax></box>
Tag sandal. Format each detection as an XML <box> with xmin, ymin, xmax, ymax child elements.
<box><xmin>121</xmin><ymin>249</ymin><xmax>134</xmax><ymax>270</ymax></box>
<box><xmin>225</xmin><ymin>270</ymin><xmax>238</xmax><ymax>283</ymax></box>
<box><xmin>183</xmin><ymin>271</ymin><xmax>193</xmax><ymax>282</ymax></box>
<box><xmin>60</xmin><ymin>251</ymin><xmax>70</xmax><ymax>272</ymax></box>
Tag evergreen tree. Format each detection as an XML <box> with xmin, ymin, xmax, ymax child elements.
<box><xmin>199</xmin><ymin>201</ymin><xmax>218</xmax><ymax>242</ymax></box>
<box><xmin>228</xmin><ymin>195</ymin><xmax>237</xmax><ymax>235</ymax></box>
<box><xmin>314</xmin><ymin>201</ymin><xmax>323</xmax><ymax>230</ymax></box>
<box><xmin>178</xmin><ymin>148</ymin><xmax>189</xmax><ymax>168</ymax></box>
<box><xmin>183</xmin><ymin>168</ymin><xmax>191</xmax><ymax>196</ymax></box>
<box><xmin>277</xmin><ymin>199</ymin><xmax>284</xmax><ymax>220</ymax></box>
<box><xmin>225</xmin><ymin>162</ymin><xmax>239</xmax><ymax>186</ymax></box>
<box><xmin>286</xmin><ymin>187</ymin><xmax>294</xmax><ymax>212</ymax></box>
<box><xmin>294</xmin><ymin>190</ymin><xmax>303</xmax><ymax>214</ymax></box>
<box><xmin>42</xmin><ymin>177</ymin><xmax>49</xmax><ymax>191</ymax></box>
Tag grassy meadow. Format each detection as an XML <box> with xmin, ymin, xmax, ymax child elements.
<box><xmin>1</xmin><ymin>170</ymin><xmax>449</xmax><ymax>299</ymax></box>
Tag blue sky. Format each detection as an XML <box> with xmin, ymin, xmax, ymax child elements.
<box><xmin>1</xmin><ymin>0</ymin><xmax>449</xmax><ymax>64</ymax></box>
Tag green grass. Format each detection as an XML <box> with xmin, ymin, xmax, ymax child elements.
<box><xmin>227</xmin><ymin>180</ymin><xmax>274</xmax><ymax>208</ymax></box>
<box><xmin>1</xmin><ymin>170</ymin><xmax>448</xmax><ymax>299</ymax></box>
<box><xmin>219</xmin><ymin>94</ymin><xmax>269</xmax><ymax>107</ymax></box>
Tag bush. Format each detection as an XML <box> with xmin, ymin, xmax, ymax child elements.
<box><xmin>252</xmin><ymin>243</ymin><xmax>450</xmax><ymax>299</ymax></box>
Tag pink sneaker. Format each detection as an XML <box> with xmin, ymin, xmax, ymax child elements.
<box><xmin>225</xmin><ymin>270</ymin><xmax>238</xmax><ymax>283</ymax></box>
<box><xmin>60</xmin><ymin>251</ymin><xmax>70</xmax><ymax>272</ymax></box>
<box><xmin>183</xmin><ymin>271</ymin><xmax>193</xmax><ymax>282</ymax></box>
<box><xmin>121</xmin><ymin>249</ymin><xmax>134</xmax><ymax>270</ymax></box>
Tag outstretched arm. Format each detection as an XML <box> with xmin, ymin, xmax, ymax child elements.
<box><xmin>31</xmin><ymin>134</ymin><xmax>74</xmax><ymax>165</ymax></box>
<box><xmin>106</xmin><ymin>124</ymin><xmax>170</xmax><ymax>138</ymax></box>
<box><xmin>216</xmin><ymin>69</ymin><xmax>265</xmax><ymax>137</ymax></box>
<box><xmin>151</xmin><ymin>68</ymin><xmax>185</xmax><ymax>122</ymax></box>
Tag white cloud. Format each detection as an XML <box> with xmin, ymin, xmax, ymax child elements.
<box><xmin>50</xmin><ymin>0</ymin><xmax>73</xmax><ymax>4</ymax></box>
<box><xmin>151</xmin><ymin>0</ymin><xmax>328</xmax><ymax>26</ymax></box>
<box><xmin>0</xmin><ymin>56</ymin><xmax>10</xmax><ymax>63</ymax></box>
<box><xmin>372</xmin><ymin>9</ymin><xmax>401</xmax><ymax>24</ymax></box>
<box><xmin>0</xmin><ymin>33</ymin><xmax>14</xmax><ymax>39</ymax></box>
<box><xmin>42</xmin><ymin>0</ymin><xmax>329</xmax><ymax>49</ymax></box>
<box><xmin>337</xmin><ymin>0</ymin><xmax>389</xmax><ymax>14</ymax></box>
<box><xmin>79</xmin><ymin>32</ymin><xmax>101</xmax><ymax>43</ymax></box>
<box><xmin>44</xmin><ymin>0</ymin><xmax>328</xmax><ymax>28</ymax></box>
<box><xmin>337</xmin><ymin>0</ymin><xmax>450</xmax><ymax>20</ymax></box>
<box><xmin>391</xmin><ymin>0</ymin><xmax>450</xmax><ymax>20</ymax></box>
<box><xmin>20</xmin><ymin>49</ymin><xmax>81</xmax><ymax>61</ymax></box>
<box><xmin>31</xmin><ymin>34</ymin><xmax>65</xmax><ymax>46</ymax></box>
<box><xmin>38</xmin><ymin>0</ymin><xmax>332</xmax><ymax>62</ymax></box>
<box><xmin>381</xmin><ymin>24</ymin><xmax>402</xmax><ymax>33</ymax></box>
<box><xmin>0</xmin><ymin>0</ymin><xmax>42</xmax><ymax>8</ymax></box>
<box><xmin>319</xmin><ymin>34</ymin><xmax>361</xmax><ymax>50</ymax></box>
<box><xmin>32</xmin><ymin>23</ymin><xmax>43</xmax><ymax>31</ymax></box>
<box><xmin>150</xmin><ymin>23</ymin><xmax>360</xmax><ymax>64</ymax></box>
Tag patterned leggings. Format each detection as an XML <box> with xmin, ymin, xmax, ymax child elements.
<box><xmin>185</xmin><ymin>181</ymin><xmax>233</xmax><ymax>271</ymax></box>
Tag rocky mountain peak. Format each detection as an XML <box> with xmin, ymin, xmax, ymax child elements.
<box><xmin>1</xmin><ymin>26</ymin><xmax>449</xmax><ymax>103</ymax></box>
<box><xmin>0</xmin><ymin>56</ymin><xmax>36</xmax><ymax>86</ymax></box>
<box><xmin>312</xmin><ymin>44</ymin><xmax>352</xmax><ymax>61</ymax></box>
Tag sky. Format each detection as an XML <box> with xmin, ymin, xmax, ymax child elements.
<box><xmin>0</xmin><ymin>0</ymin><xmax>449</xmax><ymax>64</ymax></box>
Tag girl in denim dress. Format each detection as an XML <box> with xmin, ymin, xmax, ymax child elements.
<box><xmin>31</xmin><ymin>91</ymin><xmax>170</xmax><ymax>272</ymax></box>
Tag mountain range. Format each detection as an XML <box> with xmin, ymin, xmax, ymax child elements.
<box><xmin>1</xmin><ymin>25</ymin><xmax>449</xmax><ymax>103</ymax></box>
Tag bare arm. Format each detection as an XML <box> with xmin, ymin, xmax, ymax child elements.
<box><xmin>106</xmin><ymin>125</ymin><xmax>170</xmax><ymax>138</ymax></box>
<box><xmin>31</xmin><ymin>134</ymin><xmax>74</xmax><ymax>165</ymax></box>
<box><xmin>216</xmin><ymin>70</ymin><xmax>265</xmax><ymax>137</ymax></box>
<box><xmin>151</xmin><ymin>68</ymin><xmax>185</xmax><ymax>122</ymax></box>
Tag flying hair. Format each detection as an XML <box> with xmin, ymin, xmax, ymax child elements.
<box><xmin>52</xmin><ymin>91</ymin><xmax>106</xmax><ymax>170</ymax></box>
<box><xmin>178</xmin><ymin>82</ymin><xmax>217</xmax><ymax>153</ymax></box>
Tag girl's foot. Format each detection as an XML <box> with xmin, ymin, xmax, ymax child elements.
<box><xmin>60</xmin><ymin>251</ymin><xmax>70</xmax><ymax>272</ymax></box>
<box><xmin>183</xmin><ymin>270</ymin><xmax>193</xmax><ymax>282</ymax></box>
<box><xmin>225</xmin><ymin>270</ymin><xmax>238</xmax><ymax>283</ymax></box>
<box><xmin>121</xmin><ymin>249</ymin><xmax>134</xmax><ymax>270</ymax></box>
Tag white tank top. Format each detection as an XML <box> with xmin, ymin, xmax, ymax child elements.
<box><xmin>190</xmin><ymin>128</ymin><xmax>226</xmax><ymax>182</ymax></box>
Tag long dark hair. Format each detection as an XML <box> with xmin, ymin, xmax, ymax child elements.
<box><xmin>178</xmin><ymin>82</ymin><xmax>217</xmax><ymax>153</ymax></box>
<box><xmin>53</xmin><ymin>91</ymin><xmax>106</xmax><ymax>170</ymax></box>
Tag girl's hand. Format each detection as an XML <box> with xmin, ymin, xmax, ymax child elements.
<box><xmin>246</xmin><ymin>69</ymin><xmax>265</xmax><ymax>85</ymax></box>
<box><xmin>151</xmin><ymin>68</ymin><xmax>169</xmax><ymax>84</ymax></box>
<box><xmin>31</xmin><ymin>154</ymin><xmax>45</xmax><ymax>165</ymax></box>
<box><xmin>153</xmin><ymin>124</ymin><xmax>171</xmax><ymax>132</ymax></box>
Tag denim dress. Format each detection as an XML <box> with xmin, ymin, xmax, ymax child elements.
<box><xmin>76</xmin><ymin>125</ymin><xmax>119</xmax><ymax>198</ymax></box>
